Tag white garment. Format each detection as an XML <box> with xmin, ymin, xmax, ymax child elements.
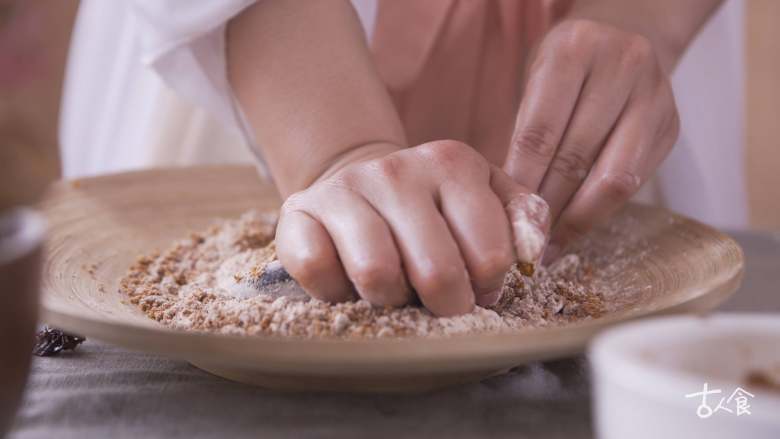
<box><xmin>659</xmin><ymin>0</ymin><xmax>748</xmax><ymax>228</ymax></box>
<box><xmin>60</xmin><ymin>0</ymin><xmax>748</xmax><ymax>229</ymax></box>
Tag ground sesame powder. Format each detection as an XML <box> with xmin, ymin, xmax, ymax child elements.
<box><xmin>119</xmin><ymin>210</ymin><xmax>647</xmax><ymax>339</ymax></box>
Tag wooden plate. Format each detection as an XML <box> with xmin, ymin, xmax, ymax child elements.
<box><xmin>39</xmin><ymin>166</ymin><xmax>744</xmax><ymax>393</ymax></box>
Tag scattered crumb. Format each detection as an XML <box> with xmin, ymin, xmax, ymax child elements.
<box><xmin>82</xmin><ymin>263</ymin><xmax>98</xmax><ymax>278</ymax></box>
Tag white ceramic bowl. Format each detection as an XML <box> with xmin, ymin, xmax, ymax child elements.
<box><xmin>590</xmin><ymin>314</ymin><xmax>780</xmax><ymax>439</ymax></box>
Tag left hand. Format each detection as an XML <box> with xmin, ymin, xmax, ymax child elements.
<box><xmin>503</xmin><ymin>19</ymin><xmax>679</xmax><ymax>261</ymax></box>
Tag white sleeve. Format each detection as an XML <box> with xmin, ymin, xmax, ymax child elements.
<box><xmin>126</xmin><ymin>0</ymin><xmax>377</xmax><ymax>178</ymax></box>
<box><xmin>128</xmin><ymin>0</ymin><xmax>265</xmax><ymax>168</ymax></box>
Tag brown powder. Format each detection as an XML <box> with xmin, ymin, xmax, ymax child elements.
<box><xmin>119</xmin><ymin>210</ymin><xmax>645</xmax><ymax>339</ymax></box>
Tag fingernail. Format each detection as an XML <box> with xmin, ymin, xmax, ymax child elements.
<box><xmin>353</xmin><ymin>273</ymin><xmax>412</xmax><ymax>308</ymax></box>
<box><xmin>476</xmin><ymin>288</ymin><xmax>503</xmax><ymax>307</ymax></box>
<box><xmin>507</xmin><ymin>193</ymin><xmax>550</xmax><ymax>264</ymax></box>
<box><xmin>542</xmin><ymin>243</ymin><xmax>561</xmax><ymax>266</ymax></box>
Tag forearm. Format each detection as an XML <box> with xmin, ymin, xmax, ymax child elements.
<box><xmin>227</xmin><ymin>0</ymin><xmax>406</xmax><ymax>196</ymax></box>
<box><xmin>563</xmin><ymin>0</ymin><xmax>723</xmax><ymax>72</ymax></box>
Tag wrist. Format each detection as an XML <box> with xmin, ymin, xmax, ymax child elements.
<box><xmin>310</xmin><ymin>141</ymin><xmax>404</xmax><ymax>186</ymax></box>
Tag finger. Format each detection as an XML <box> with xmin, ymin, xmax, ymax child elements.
<box><xmin>503</xmin><ymin>44</ymin><xmax>589</xmax><ymax>191</ymax></box>
<box><xmin>538</xmin><ymin>57</ymin><xmax>635</xmax><ymax>221</ymax></box>
<box><xmin>490</xmin><ymin>167</ymin><xmax>552</xmax><ymax>271</ymax></box>
<box><xmin>276</xmin><ymin>208</ymin><xmax>353</xmax><ymax>303</ymax></box>
<box><xmin>366</xmin><ymin>190</ymin><xmax>474</xmax><ymax>317</ymax></box>
<box><xmin>306</xmin><ymin>187</ymin><xmax>412</xmax><ymax>307</ymax></box>
<box><xmin>438</xmin><ymin>179</ymin><xmax>514</xmax><ymax>307</ymax></box>
<box><xmin>547</xmin><ymin>86</ymin><xmax>679</xmax><ymax>260</ymax></box>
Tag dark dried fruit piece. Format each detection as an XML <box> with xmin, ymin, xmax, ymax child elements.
<box><xmin>254</xmin><ymin>260</ymin><xmax>292</xmax><ymax>287</ymax></box>
<box><xmin>517</xmin><ymin>261</ymin><xmax>535</xmax><ymax>277</ymax></box>
<box><xmin>32</xmin><ymin>327</ymin><xmax>85</xmax><ymax>357</ymax></box>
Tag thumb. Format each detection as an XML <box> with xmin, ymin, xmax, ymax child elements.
<box><xmin>490</xmin><ymin>166</ymin><xmax>551</xmax><ymax>274</ymax></box>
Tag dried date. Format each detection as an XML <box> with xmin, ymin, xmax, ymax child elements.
<box><xmin>32</xmin><ymin>326</ymin><xmax>85</xmax><ymax>357</ymax></box>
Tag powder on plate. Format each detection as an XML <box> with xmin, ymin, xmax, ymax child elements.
<box><xmin>119</xmin><ymin>210</ymin><xmax>645</xmax><ymax>339</ymax></box>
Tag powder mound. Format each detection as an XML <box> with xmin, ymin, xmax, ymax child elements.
<box><xmin>119</xmin><ymin>210</ymin><xmax>620</xmax><ymax>339</ymax></box>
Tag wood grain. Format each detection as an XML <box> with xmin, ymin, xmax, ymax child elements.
<box><xmin>38</xmin><ymin>166</ymin><xmax>744</xmax><ymax>393</ymax></box>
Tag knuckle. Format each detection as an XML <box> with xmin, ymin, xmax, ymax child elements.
<box><xmin>285</xmin><ymin>247</ymin><xmax>331</xmax><ymax>287</ymax></box>
<box><xmin>470</xmin><ymin>250</ymin><xmax>513</xmax><ymax>286</ymax></box>
<box><xmin>350</xmin><ymin>260</ymin><xmax>398</xmax><ymax>294</ymax></box>
<box><xmin>415</xmin><ymin>263</ymin><xmax>463</xmax><ymax>297</ymax></box>
<box><xmin>279</xmin><ymin>191</ymin><xmax>309</xmax><ymax>215</ymax></box>
<box><xmin>420</xmin><ymin>140</ymin><xmax>471</xmax><ymax>165</ymax></box>
<box><xmin>597</xmin><ymin>171</ymin><xmax>642</xmax><ymax>203</ymax></box>
<box><xmin>332</xmin><ymin>166</ymin><xmax>363</xmax><ymax>190</ymax></box>
<box><xmin>622</xmin><ymin>33</ymin><xmax>655</xmax><ymax>65</ymax></box>
<box><xmin>370</xmin><ymin>154</ymin><xmax>405</xmax><ymax>183</ymax></box>
<box><xmin>565</xmin><ymin>19</ymin><xmax>600</xmax><ymax>40</ymax></box>
<box><xmin>512</xmin><ymin>125</ymin><xmax>558</xmax><ymax>161</ymax></box>
<box><xmin>553</xmin><ymin>19</ymin><xmax>600</xmax><ymax>54</ymax></box>
<box><xmin>549</xmin><ymin>148</ymin><xmax>591</xmax><ymax>183</ymax></box>
<box><xmin>553</xmin><ymin>38</ymin><xmax>583</xmax><ymax>64</ymax></box>
<box><xmin>420</xmin><ymin>140</ymin><xmax>488</xmax><ymax>180</ymax></box>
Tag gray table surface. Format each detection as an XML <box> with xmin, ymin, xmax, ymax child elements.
<box><xmin>9</xmin><ymin>231</ymin><xmax>780</xmax><ymax>439</ymax></box>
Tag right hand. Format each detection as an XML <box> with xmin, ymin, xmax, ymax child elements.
<box><xmin>275</xmin><ymin>140</ymin><xmax>551</xmax><ymax>316</ymax></box>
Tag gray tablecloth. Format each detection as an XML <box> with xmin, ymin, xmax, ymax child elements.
<box><xmin>9</xmin><ymin>231</ymin><xmax>780</xmax><ymax>439</ymax></box>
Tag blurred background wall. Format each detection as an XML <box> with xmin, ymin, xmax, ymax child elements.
<box><xmin>1</xmin><ymin>0</ymin><xmax>778</xmax><ymax>230</ymax></box>
<box><xmin>0</xmin><ymin>0</ymin><xmax>78</xmax><ymax>209</ymax></box>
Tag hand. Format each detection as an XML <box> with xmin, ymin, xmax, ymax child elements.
<box><xmin>503</xmin><ymin>19</ymin><xmax>680</xmax><ymax>260</ymax></box>
<box><xmin>276</xmin><ymin>140</ymin><xmax>551</xmax><ymax>316</ymax></box>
